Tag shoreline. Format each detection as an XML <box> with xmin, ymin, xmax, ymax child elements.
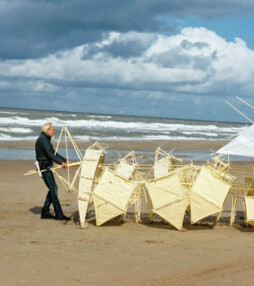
<box><xmin>2</xmin><ymin>140</ymin><xmax>253</xmax><ymax>166</ymax></box>
<box><xmin>0</xmin><ymin>139</ymin><xmax>228</xmax><ymax>151</ymax></box>
<box><xmin>0</xmin><ymin>139</ymin><xmax>229</xmax><ymax>162</ymax></box>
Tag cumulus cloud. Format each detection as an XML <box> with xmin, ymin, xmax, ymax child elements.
<box><xmin>1</xmin><ymin>27</ymin><xmax>254</xmax><ymax>100</ymax></box>
<box><xmin>0</xmin><ymin>0</ymin><xmax>254</xmax><ymax>59</ymax></box>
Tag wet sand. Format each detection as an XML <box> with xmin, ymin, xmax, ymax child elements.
<box><xmin>0</xmin><ymin>140</ymin><xmax>254</xmax><ymax>286</ymax></box>
<box><xmin>0</xmin><ymin>139</ymin><xmax>228</xmax><ymax>151</ymax></box>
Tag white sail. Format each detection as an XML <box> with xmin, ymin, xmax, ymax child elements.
<box><xmin>217</xmin><ymin>124</ymin><xmax>254</xmax><ymax>157</ymax></box>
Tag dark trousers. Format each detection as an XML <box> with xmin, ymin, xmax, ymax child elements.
<box><xmin>42</xmin><ymin>170</ymin><xmax>63</xmax><ymax>216</ymax></box>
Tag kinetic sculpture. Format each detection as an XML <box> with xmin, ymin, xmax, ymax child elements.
<box><xmin>25</xmin><ymin>104</ymin><xmax>254</xmax><ymax>230</ymax></box>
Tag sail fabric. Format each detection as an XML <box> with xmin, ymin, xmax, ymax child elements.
<box><xmin>116</xmin><ymin>160</ymin><xmax>136</xmax><ymax>180</ymax></box>
<box><xmin>115</xmin><ymin>157</ymin><xmax>140</xmax><ymax>208</ymax></box>
<box><xmin>190</xmin><ymin>166</ymin><xmax>232</xmax><ymax>224</ymax></box>
<box><xmin>155</xmin><ymin>200</ymin><xmax>189</xmax><ymax>230</ymax></box>
<box><xmin>78</xmin><ymin>148</ymin><xmax>104</xmax><ymax>228</ymax></box>
<box><xmin>145</xmin><ymin>171</ymin><xmax>188</xmax><ymax>230</ymax></box>
<box><xmin>93</xmin><ymin>168</ymin><xmax>138</xmax><ymax>226</ymax></box>
<box><xmin>244</xmin><ymin>196</ymin><xmax>254</xmax><ymax>226</ymax></box>
<box><xmin>217</xmin><ymin>124</ymin><xmax>254</xmax><ymax>157</ymax></box>
<box><xmin>154</xmin><ymin>158</ymin><xmax>171</xmax><ymax>179</ymax></box>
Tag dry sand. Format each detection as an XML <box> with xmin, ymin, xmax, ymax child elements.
<box><xmin>0</xmin><ymin>140</ymin><xmax>254</xmax><ymax>286</ymax></box>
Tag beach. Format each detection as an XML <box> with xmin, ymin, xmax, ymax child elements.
<box><xmin>1</xmin><ymin>140</ymin><xmax>254</xmax><ymax>286</ymax></box>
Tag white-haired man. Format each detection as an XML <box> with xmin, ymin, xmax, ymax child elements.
<box><xmin>35</xmin><ymin>122</ymin><xmax>70</xmax><ymax>221</ymax></box>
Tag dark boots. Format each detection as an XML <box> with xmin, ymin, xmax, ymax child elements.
<box><xmin>55</xmin><ymin>214</ymin><xmax>71</xmax><ymax>221</ymax></box>
<box><xmin>41</xmin><ymin>208</ymin><xmax>70</xmax><ymax>221</ymax></box>
<box><xmin>41</xmin><ymin>208</ymin><xmax>55</xmax><ymax>219</ymax></box>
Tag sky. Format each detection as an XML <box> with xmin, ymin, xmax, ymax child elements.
<box><xmin>0</xmin><ymin>0</ymin><xmax>254</xmax><ymax>122</ymax></box>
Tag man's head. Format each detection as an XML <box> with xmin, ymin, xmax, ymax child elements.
<box><xmin>41</xmin><ymin>122</ymin><xmax>55</xmax><ymax>137</ymax></box>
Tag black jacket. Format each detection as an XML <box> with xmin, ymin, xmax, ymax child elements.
<box><xmin>35</xmin><ymin>132</ymin><xmax>66</xmax><ymax>167</ymax></box>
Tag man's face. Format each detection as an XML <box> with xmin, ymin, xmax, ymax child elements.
<box><xmin>46</xmin><ymin>126</ymin><xmax>55</xmax><ymax>137</ymax></box>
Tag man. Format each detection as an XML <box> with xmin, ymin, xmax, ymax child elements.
<box><xmin>35</xmin><ymin>122</ymin><xmax>70</xmax><ymax>221</ymax></box>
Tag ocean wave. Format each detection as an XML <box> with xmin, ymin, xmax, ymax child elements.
<box><xmin>0</xmin><ymin>127</ymin><xmax>33</xmax><ymax>134</ymax></box>
<box><xmin>0</xmin><ymin>116</ymin><xmax>64</xmax><ymax>126</ymax></box>
<box><xmin>0</xmin><ymin>133</ymin><xmax>37</xmax><ymax>141</ymax></box>
<box><xmin>87</xmin><ymin>115</ymin><xmax>112</xmax><ymax>119</ymax></box>
<box><xmin>54</xmin><ymin>113</ymin><xmax>77</xmax><ymax>117</ymax></box>
<box><xmin>181</xmin><ymin>131</ymin><xmax>218</xmax><ymax>137</ymax></box>
<box><xmin>74</xmin><ymin>135</ymin><xmax>218</xmax><ymax>142</ymax></box>
<box><xmin>0</xmin><ymin>111</ymin><xmax>27</xmax><ymax>115</ymax></box>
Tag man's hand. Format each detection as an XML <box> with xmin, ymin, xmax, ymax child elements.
<box><xmin>61</xmin><ymin>162</ymin><xmax>68</xmax><ymax>168</ymax></box>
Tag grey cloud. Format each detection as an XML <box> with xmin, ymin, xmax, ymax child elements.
<box><xmin>0</xmin><ymin>0</ymin><xmax>160</xmax><ymax>59</ymax></box>
<box><xmin>148</xmin><ymin>45</ymin><xmax>216</xmax><ymax>71</ymax></box>
<box><xmin>103</xmin><ymin>33</ymin><xmax>158</xmax><ymax>59</ymax></box>
<box><xmin>1</xmin><ymin>0</ymin><xmax>254</xmax><ymax>59</ymax></box>
<box><xmin>149</xmin><ymin>48</ymin><xmax>192</xmax><ymax>68</ymax></box>
<box><xmin>83</xmin><ymin>33</ymin><xmax>158</xmax><ymax>59</ymax></box>
<box><xmin>192</xmin><ymin>51</ymin><xmax>217</xmax><ymax>70</ymax></box>
<box><xmin>180</xmin><ymin>40</ymin><xmax>209</xmax><ymax>50</ymax></box>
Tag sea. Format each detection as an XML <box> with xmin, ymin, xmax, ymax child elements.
<box><xmin>0</xmin><ymin>107</ymin><xmax>250</xmax><ymax>161</ymax></box>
